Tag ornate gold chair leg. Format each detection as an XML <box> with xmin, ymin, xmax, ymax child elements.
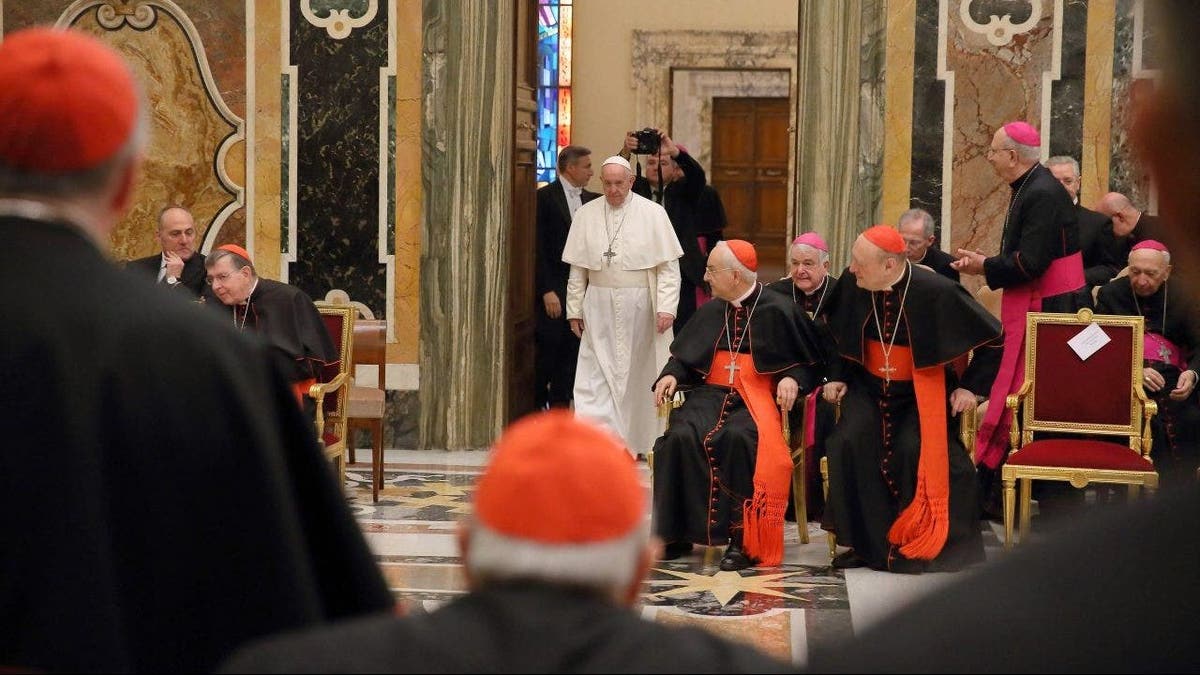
<box><xmin>1128</xmin><ymin>484</ymin><xmax>1141</xmax><ymax>502</ymax></box>
<box><xmin>1002</xmin><ymin>474</ymin><xmax>1015</xmax><ymax>549</ymax></box>
<box><xmin>820</xmin><ymin>455</ymin><xmax>835</xmax><ymax>559</ymax></box>
<box><xmin>792</xmin><ymin>445</ymin><xmax>808</xmax><ymax>544</ymax></box>
<box><xmin>1018</xmin><ymin>477</ymin><xmax>1033</xmax><ymax>543</ymax></box>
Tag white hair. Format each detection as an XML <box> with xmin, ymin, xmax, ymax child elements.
<box><xmin>465</xmin><ymin>519</ymin><xmax>649</xmax><ymax>602</ymax></box>
<box><xmin>1046</xmin><ymin>155</ymin><xmax>1080</xmax><ymax>177</ymax></box>
<box><xmin>1005</xmin><ymin>135</ymin><xmax>1041</xmax><ymax>163</ymax></box>
<box><xmin>792</xmin><ymin>242</ymin><xmax>830</xmax><ymax>265</ymax></box>
<box><xmin>897</xmin><ymin>208</ymin><xmax>935</xmax><ymax>238</ymax></box>
<box><xmin>714</xmin><ymin>241</ymin><xmax>758</xmax><ymax>284</ymax></box>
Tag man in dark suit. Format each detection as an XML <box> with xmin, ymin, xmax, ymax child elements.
<box><xmin>1046</xmin><ymin>155</ymin><xmax>1121</xmax><ymax>288</ymax></box>
<box><xmin>897</xmin><ymin>208</ymin><xmax>959</xmax><ymax>282</ymax></box>
<box><xmin>623</xmin><ymin>130</ymin><xmax>725</xmax><ymax>333</ymax></box>
<box><xmin>535</xmin><ymin>146</ymin><xmax>598</xmax><ymax>409</ymax></box>
<box><xmin>126</xmin><ymin>205</ymin><xmax>209</xmax><ymax>298</ymax></box>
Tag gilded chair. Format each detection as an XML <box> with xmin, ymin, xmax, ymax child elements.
<box><xmin>310</xmin><ymin>303</ymin><xmax>356</xmax><ymax>487</ymax></box>
<box><xmin>783</xmin><ymin>406</ymin><xmax>810</xmax><ymax>544</ymax></box>
<box><xmin>653</xmin><ymin>392</ymin><xmax>800</xmax><ymax>539</ymax></box>
<box><xmin>1001</xmin><ymin>308</ymin><xmax>1157</xmax><ymax>548</ymax></box>
<box><xmin>345</xmin><ymin>319</ymin><xmax>387</xmax><ymax>502</ymax></box>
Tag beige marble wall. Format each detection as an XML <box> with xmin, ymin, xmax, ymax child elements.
<box><xmin>945</xmin><ymin>1</ymin><xmax>1057</xmax><ymax>258</ymax></box>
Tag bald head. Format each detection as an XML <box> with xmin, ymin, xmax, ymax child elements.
<box><xmin>1098</xmin><ymin>192</ymin><xmax>1142</xmax><ymax>237</ymax></box>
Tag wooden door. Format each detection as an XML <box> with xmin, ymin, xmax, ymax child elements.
<box><xmin>507</xmin><ymin>0</ymin><xmax>538</xmax><ymax>422</ymax></box>
<box><xmin>710</xmin><ymin>97</ymin><xmax>791</xmax><ymax>275</ymax></box>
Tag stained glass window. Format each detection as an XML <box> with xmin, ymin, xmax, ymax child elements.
<box><xmin>536</xmin><ymin>0</ymin><xmax>572</xmax><ymax>185</ymax></box>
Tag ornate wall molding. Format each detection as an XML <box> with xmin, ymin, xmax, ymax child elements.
<box><xmin>300</xmin><ymin>0</ymin><xmax>378</xmax><ymax>40</ymax></box>
<box><xmin>633</xmin><ymin>30</ymin><xmax>797</xmax><ymax>236</ymax></box>
<box><xmin>669</xmin><ymin>68</ymin><xmax>790</xmax><ymax>175</ymax></box>
<box><xmin>56</xmin><ymin>0</ymin><xmax>245</xmax><ymax>257</ymax></box>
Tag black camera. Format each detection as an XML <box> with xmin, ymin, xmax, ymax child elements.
<box><xmin>632</xmin><ymin>128</ymin><xmax>660</xmax><ymax>155</ymax></box>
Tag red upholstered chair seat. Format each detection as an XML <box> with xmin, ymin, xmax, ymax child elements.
<box><xmin>1008</xmin><ymin>439</ymin><xmax>1155</xmax><ymax>473</ymax></box>
<box><xmin>323</xmin><ymin>431</ymin><xmax>340</xmax><ymax>447</ymax></box>
<box><xmin>1001</xmin><ymin>309</ymin><xmax>1158</xmax><ymax>549</ymax></box>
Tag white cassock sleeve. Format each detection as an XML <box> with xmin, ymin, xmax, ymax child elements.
<box><xmin>655</xmin><ymin>258</ymin><xmax>680</xmax><ymax>318</ymax></box>
<box><xmin>566</xmin><ymin>264</ymin><xmax>588</xmax><ymax>320</ymax></box>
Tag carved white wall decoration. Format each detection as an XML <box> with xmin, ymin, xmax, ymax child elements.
<box><xmin>301</xmin><ymin>0</ymin><xmax>378</xmax><ymax>40</ymax></box>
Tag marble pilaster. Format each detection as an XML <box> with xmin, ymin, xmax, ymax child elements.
<box><xmin>287</xmin><ymin>2</ymin><xmax>390</xmax><ymax>317</ymax></box>
<box><xmin>420</xmin><ymin>0</ymin><xmax>513</xmax><ymax>449</ymax></box>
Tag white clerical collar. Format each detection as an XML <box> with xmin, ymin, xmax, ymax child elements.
<box><xmin>730</xmin><ymin>283</ymin><xmax>756</xmax><ymax>307</ymax></box>
<box><xmin>563</xmin><ymin>181</ymin><xmax>583</xmax><ymax>196</ymax></box>
<box><xmin>240</xmin><ymin>278</ymin><xmax>260</xmax><ymax>306</ymax></box>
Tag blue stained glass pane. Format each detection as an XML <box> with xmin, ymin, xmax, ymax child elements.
<box><xmin>536</xmin><ymin>2</ymin><xmax>567</xmax><ymax>183</ymax></box>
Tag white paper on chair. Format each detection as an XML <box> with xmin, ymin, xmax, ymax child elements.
<box><xmin>1067</xmin><ymin>322</ymin><xmax>1111</xmax><ymax>361</ymax></box>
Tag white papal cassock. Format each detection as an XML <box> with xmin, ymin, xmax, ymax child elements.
<box><xmin>562</xmin><ymin>190</ymin><xmax>682</xmax><ymax>456</ymax></box>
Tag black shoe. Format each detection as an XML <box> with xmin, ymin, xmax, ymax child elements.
<box><xmin>886</xmin><ymin>550</ymin><xmax>927</xmax><ymax>575</ymax></box>
<box><xmin>830</xmin><ymin>549</ymin><xmax>868</xmax><ymax>569</ymax></box>
<box><xmin>718</xmin><ymin>545</ymin><xmax>756</xmax><ymax>571</ymax></box>
<box><xmin>660</xmin><ymin>541</ymin><xmax>693</xmax><ymax>561</ymax></box>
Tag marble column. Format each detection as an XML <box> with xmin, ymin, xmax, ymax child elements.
<box><xmin>792</xmin><ymin>0</ymin><xmax>886</xmax><ymax>269</ymax></box>
<box><xmin>419</xmin><ymin>0</ymin><xmax>513</xmax><ymax>449</ymax></box>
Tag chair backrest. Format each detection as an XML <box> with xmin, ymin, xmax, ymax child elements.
<box><xmin>315</xmin><ymin>303</ymin><xmax>356</xmax><ymax>418</ymax></box>
<box><xmin>1020</xmin><ymin>308</ymin><xmax>1145</xmax><ymax>448</ymax></box>
<box><xmin>352</xmin><ymin>319</ymin><xmax>386</xmax><ymax>390</ymax></box>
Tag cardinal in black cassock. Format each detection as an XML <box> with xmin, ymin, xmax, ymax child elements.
<box><xmin>651</xmin><ymin>240</ymin><xmax>823</xmax><ymax>571</ymax></box>
<box><xmin>824</xmin><ymin>226</ymin><xmax>1002</xmax><ymax>573</ymax></box>
<box><xmin>206</xmin><ymin>244</ymin><xmax>336</xmax><ymax>404</ymax></box>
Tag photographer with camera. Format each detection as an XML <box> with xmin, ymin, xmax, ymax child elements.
<box><xmin>620</xmin><ymin>128</ymin><xmax>726</xmax><ymax>333</ymax></box>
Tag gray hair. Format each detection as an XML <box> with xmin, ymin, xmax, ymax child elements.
<box><xmin>897</xmin><ymin>208</ymin><xmax>935</xmax><ymax>238</ymax></box>
<box><xmin>714</xmin><ymin>241</ymin><xmax>758</xmax><ymax>285</ymax></box>
<box><xmin>204</xmin><ymin>247</ymin><xmax>256</xmax><ymax>276</ymax></box>
<box><xmin>1002</xmin><ymin>132</ymin><xmax>1041</xmax><ymax>163</ymax></box>
<box><xmin>1046</xmin><ymin>155</ymin><xmax>1080</xmax><ymax>177</ymax></box>
<box><xmin>792</xmin><ymin>242</ymin><xmax>830</xmax><ymax>265</ymax></box>
<box><xmin>557</xmin><ymin>145</ymin><xmax>591</xmax><ymax>173</ymax></box>
<box><xmin>0</xmin><ymin>104</ymin><xmax>149</xmax><ymax>199</ymax></box>
<box><xmin>465</xmin><ymin>519</ymin><xmax>649</xmax><ymax>602</ymax></box>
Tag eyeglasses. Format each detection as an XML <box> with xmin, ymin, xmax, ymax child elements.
<box><xmin>206</xmin><ymin>271</ymin><xmax>238</xmax><ymax>285</ymax></box>
<box><xmin>986</xmin><ymin>146</ymin><xmax>1016</xmax><ymax>158</ymax></box>
<box><xmin>705</xmin><ymin>266</ymin><xmax>735</xmax><ymax>275</ymax></box>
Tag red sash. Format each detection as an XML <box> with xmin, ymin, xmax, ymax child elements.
<box><xmin>976</xmin><ymin>252</ymin><xmax>1085</xmax><ymax>469</ymax></box>
<box><xmin>1145</xmin><ymin>332</ymin><xmax>1186</xmax><ymax>370</ymax></box>
<box><xmin>705</xmin><ymin>350</ymin><xmax>792</xmax><ymax>566</ymax></box>
<box><xmin>864</xmin><ymin>342</ymin><xmax>950</xmax><ymax>561</ymax></box>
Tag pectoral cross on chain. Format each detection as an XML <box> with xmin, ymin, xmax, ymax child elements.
<box><xmin>603</xmin><ymin>249</ymin><xmax>616</xmax><ymax>266</ymax></box>
<box><xmin>878</xmin><ymin>361</ymin><xmax>896</xmax><ymax>383</ymax></box>
<box><xmin>724</xmin><ymin>357</ymin><xmax>741</xmax><ymax>384</ymax></box>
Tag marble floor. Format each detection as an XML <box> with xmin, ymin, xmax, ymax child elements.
<box><xmin>342</xmin><ymin>448</ymin><xmax>1010</xmax><ymax>668</ymax></box>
